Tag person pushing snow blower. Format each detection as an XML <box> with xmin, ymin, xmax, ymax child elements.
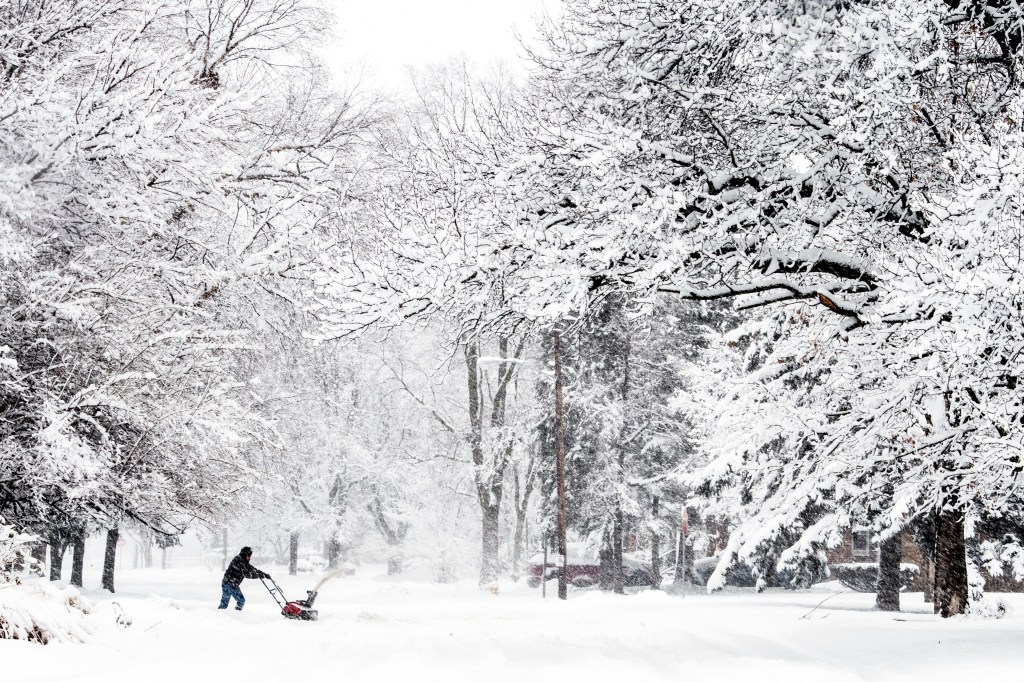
<box><xmin>218</xmin><ymin>546</ymin><xmax>270</xmax><ymax>611</ymax></box>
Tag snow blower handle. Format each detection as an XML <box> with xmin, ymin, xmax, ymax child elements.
<box><xmin>260</xmin><ymin>576</ymin><xmax>289</xmax><ymax>610</ymax></box>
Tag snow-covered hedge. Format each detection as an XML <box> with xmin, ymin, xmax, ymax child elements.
<box><xmin>0</xmin><ymin>517</ymin><xmax>39</xmax><ymax>579</ymax></box>
<box><xmin>0</xmin><ymin>581</ymin><xmax>94</xmax><ymax>644</ymax></box>
<box><xmin>831</xmin><ymin>562</ymin><xmax>920</xmax><ymax>593</ymax></box>
<box><xmin>0</xmin><ymin>518</ymin><xmax>93</xmax><ymax>644</ymax></box>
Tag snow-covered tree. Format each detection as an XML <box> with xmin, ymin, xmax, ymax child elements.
<box><xmin>460</xmin><ymin>0</ymin><xmax>1024</xmax><ymax>617</ymax></box>
<box><xmin>314</xmin><ymin>62</ymin><xmax>540</xmax><ymax>587</ymax></box>
<box><xmin>301</xmin><ymin>0</ymin><xmax>1024</xmax><ymax>616</ymax></box>
<box><xmin>0</xmin><ymin>0</ymin><xmax>367</xmax><ymax>586</ymax></box>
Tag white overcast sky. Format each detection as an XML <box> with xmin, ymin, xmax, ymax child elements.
<box><xmin>321</xmin><ymin>0</ymin><xmax>558</xmax><ymax>90</ymax></box>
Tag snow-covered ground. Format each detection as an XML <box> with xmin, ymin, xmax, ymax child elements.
<box><xmin>4</xmin><ymin>565</ymin><xmax>1022</xmax><ymax>682</ymax></box>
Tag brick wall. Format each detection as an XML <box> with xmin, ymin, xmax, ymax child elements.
<box><xmin>827</xmin><ymin>528</ymin><xmax>1023</xmax><ymax>593</ymax></box>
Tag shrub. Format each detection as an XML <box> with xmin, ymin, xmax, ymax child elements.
<box><xmin>0</xmin><ymin>518</ymin><xmax>39</xmax><ymax>581</ymax></box>
<box><xmin>0</xmin><ymin>582</ymin><xmax>94</xmax><ymax>644</ymax></box>
<box><xmin>831</xmin><ymin>562</ymin><xmax>920</xmax><ymax>592</ymax></box>
<box><xmin>0</xmin><ymin>518</ymin><xmax>93</xmax><ymax>644</ymax></box>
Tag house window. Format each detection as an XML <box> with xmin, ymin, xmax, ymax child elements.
<box><xmin>852</xmin><ymin>530</ymin><xmax>871</xmax><ymax>558</ymax></box>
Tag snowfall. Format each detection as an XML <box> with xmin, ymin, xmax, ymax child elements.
<box><xmin>3</xmin><ymin>552</ymin><xmax>1023</xmax><ymax>682</ymax></box>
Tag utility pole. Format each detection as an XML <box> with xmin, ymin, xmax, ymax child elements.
<box><xmin>542</xmin><ymin>541</ymin><xmax>548</xmax><ymax>599</ymax></box>
<box><xmin>680</xmin><ymin>506</ymin><xmax>688</xmax><ymax>597</ymax></box>
<box><xmin>554</xmin><ymin>329</ymin><xmax>568</xmax><ymax>601</ymax></box>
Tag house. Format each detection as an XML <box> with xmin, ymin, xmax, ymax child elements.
<box><xmin>828</xmin><ymin>528</ymin><xmax>1024</xmax><ymax>593</ymax></box>
<box><xmin>827</xmin><ymin>528</ymin><xmax>931</xmax><ymax>591</ymax></box>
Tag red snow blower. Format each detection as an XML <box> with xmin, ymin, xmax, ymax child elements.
<box><xmin>261</xmin><ymin>577</ymin><xmax>318</xmax><ymax>621</ymax></box>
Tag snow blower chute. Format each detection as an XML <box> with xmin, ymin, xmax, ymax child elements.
<box><xmin>261</xmin><ymin>577</ymin><xmax>318</xmax><ymax>621</ymax></box>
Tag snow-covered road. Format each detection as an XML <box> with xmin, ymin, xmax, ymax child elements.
<box><xmin>4</xmin><ymin>566</ymin><xmax>1022</xmax><ymax>682</ymax></box>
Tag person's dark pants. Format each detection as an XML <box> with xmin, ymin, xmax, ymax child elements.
<box><xmin>219</xmin><ymin>582</ymin><xmax>245</xmax><ymax>610</ymax></box>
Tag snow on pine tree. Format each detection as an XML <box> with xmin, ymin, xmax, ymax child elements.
<box><xmin>528</xmin><ymin>296</ymin><xmax>726</xmax><ymax>593</ymax></box>
<box><xmin>684</xmin><ymin>59</ymin><xmax>1024</xmax><ymax>615</ymax></box>
<box><xmin>0</xmin><ymin>518</ymin><xmax>95</xmax><ymax>644</ymax></box>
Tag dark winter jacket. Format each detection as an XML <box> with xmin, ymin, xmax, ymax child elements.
<box><xmin>222</xmin><ymin>554</ymin><xmax>269</xmax><ymax>588</ymax></box>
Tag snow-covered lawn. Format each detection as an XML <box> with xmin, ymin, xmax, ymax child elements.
<box><xmin>4</xmin><ymin>566</ymin><xmax>1022</xmax><ymax>682</ymax></box>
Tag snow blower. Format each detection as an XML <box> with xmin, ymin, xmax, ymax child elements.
<box><xmin>261</xmin><ymin>577</ymin><xmax>318</xmax><ymax>621</ymax></box>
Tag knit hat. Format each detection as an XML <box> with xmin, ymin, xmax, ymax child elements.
<box><xmin>240</xmin><ymin>546</ymin><xmax>252</xmax><ymax>558</ymax></box>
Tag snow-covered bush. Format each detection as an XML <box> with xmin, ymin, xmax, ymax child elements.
<box><xmin>831</xmin><ymin>563</ymin><xmax>919</xmax><ymax>593</ymax></box>
<box><xmin>966</xmin><ymin>594</ymin><xmax>1007</xmax><ymax>620</ymax></box>
<box><xmin>0</xmin><ymin>518</ymin><xmax>39</xmax><ymax>582</ymax></box>
<box><xmin>1</xmin><ymin>517</ymin><xmax>95</xmax><ymax>643</ymax></box>
<box><xmin>966</xmin><ymin>558</ymin><xmax>1008</xmax><ymax>619</ymax></box>
<box><xmin>0</xmin><ymin>582</ymin><xmax>94</xmax><ymax>644</ymax></box>
<box><xmin>976</xmin><ymin>538</ymin><xmax>1024</xmax><ymax>583</ymax></box>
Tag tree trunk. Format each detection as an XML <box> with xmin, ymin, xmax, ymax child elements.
<box><xmin>221</xmin><ymin>527</ymin><xmax>229</xmax><ymax>571</ymax></box>
<box><xmin>599</xmin><ymin>542</ymin><xmax>615</xmax><ymax>590</ymax></box>
<box><xmin>327</xmin><ymin>537</ymin><xmax>341</xmax><ymax>569</ymax></box>
<box><xmin>369</xmin><ymin>498</ymin><xmax>409</xmax><ymax>576</ymax></box>
<box><xmin>102</xmin><ymin>527</ymin><xmax>119</xmax><ymax>592</ymax></box>
<box><xmin>511</xmin><ymin>503</ymin><xmax>528</xmax><ymax>581</ymax></box>
<box><xmin>142</xmin><ymin>533</ymin><xmax>153</xmax><ymax>569</ymax></box>
<box><xmin>510</xmin><ymin>455</ymin><xmax>536</xmax><ymax>581</ymax></box>
<box><xmin>674</xmin><ymin>527</ymin><xmax>686</xmax><ymax>583</ymax></box>
<box><xmin>289</xmin><ymin>532</ymin><xmax>299</xmax><ymax>576</ymax></box>
<box><xmin>553</xmin><ymin>331</ymin><xmax>568</xmax><ymax>601</ymax></box>
<box><xmin>48</xmin><ymin>531</ymin><xmax>66</xmax><ymax>581</ymax></box>
<box><xmin>466</xmin><ymin>331</ymin><xmax>525</xmax><ymax>589</ymax></box>
<box><xmin>875</xmin><ymin>532</ymin><xmax>901</xmax><ymax>611</ymax></box>
<box><xmin>650</xmin><ymin>495</ymin><xmax>662</xmax><ymax>590</ymax></box>
<box><xmin>922</xmin><ymin>552</ymin><xmax>934</xmax><ymax>603</ymax></box>
<box><xmin>933</xmin><ymin>511</ymin><xmax>969</xmax><ymax>617</ymax></box>
<box><xmin>479</xmin><ymin>502</ymin><xmax>501</xmax><ymax>587</ymax></box>
<box><xmin>613</xmin><ymin>332</ymin><xmax>630</xmax><ymax>595</ymax></box>
<box><xmin>31</xmin><ymin>542</ymin><xmax>47</xmax><ymax>576</ymax></box>
<box><xmin>612</xmin><ymin>509</ymin><xmax>625</xmax><ymax>594</ymax></box>
<box><xmin>673</xmin><ymin>530</ymin><xmax>694</xmax><ymax>587</ymax></box>
<box><xmin>70</xmin><ymin>530</ymin><xmax>85</xmax><ymax>587</ymax></box>
<box><xmin>49</xmin><ymin>547</ymin><xmax>62</xmax><ymax>581</ymax></box>
<box><xmin>466</xmin><ymin>342</ymin><xmax>489</xmax><ymax>587</ymax></box>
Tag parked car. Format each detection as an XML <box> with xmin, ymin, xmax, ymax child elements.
<box><xmin>692</xmin><ymin>556</ymin><xmax>756</xmax><ymax>587</ymax></box>
<box><xmin>526</xmin><ymin>543</ymin><xmax>659</xmax><ymax>588</ymax></box>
